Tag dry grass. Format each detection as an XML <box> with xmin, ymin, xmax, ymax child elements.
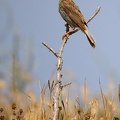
<box><xmin>0</xmin><ymin>79</ymin><xmax>120</xmax><ymax>120</ymax></box>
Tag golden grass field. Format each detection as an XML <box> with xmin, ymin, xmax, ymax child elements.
<box><xmin>0</xmin><ymin>78</ymin><xmax>120</xmax><ymax>120</ymax></box>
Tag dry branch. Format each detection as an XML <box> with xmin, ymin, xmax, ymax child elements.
<box><xmin>87</xmin><ymin>6</ymin><xmax>101</xmax><ymax>24</ymax></box>
<box><xmin>42</xmin><ymin>6</ymin><xmax>101</xmax><ymax>120</ymax></box>
<box><xmin>42</xmin><ymin>42</ymin><xmax>58</xmax><ymax>58</ymax></box>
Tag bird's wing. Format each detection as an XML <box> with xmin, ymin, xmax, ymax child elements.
<box><xmin>62</xmin><ymin>0</ymin><xmax>87</xmax><ymax>31</ymax></box>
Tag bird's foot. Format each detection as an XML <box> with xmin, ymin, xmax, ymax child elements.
<box><xmin>62</xmin><ymin>32</ymin><xmax>69</xmax><ymax>40</ymax></box>
<box><xmin>62</xmin><ymin>28</ymin><xmax>75</xmax><ymax>40</ymax></box>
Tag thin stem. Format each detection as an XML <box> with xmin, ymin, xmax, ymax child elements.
<box><xmin>86</xmin><ymin>6</ymin><xmax>101</xmax><ymax>24</ymax></box>
<box><xmin>42</xmin><ymin>42</ymin><xmax>58</xmax><ymax>58</ymax></box>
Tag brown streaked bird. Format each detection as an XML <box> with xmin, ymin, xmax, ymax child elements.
<box><xmin>59</xmin><ymin>0</ymin><xmax>96</xmax><ymax>48</ymax></box>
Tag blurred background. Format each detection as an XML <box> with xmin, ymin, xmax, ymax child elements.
<box><xmin>0</xmin><ymin>0</ymin><xmax>120</xmax><ymax>98</ymax></box>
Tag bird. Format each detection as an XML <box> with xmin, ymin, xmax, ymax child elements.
<box><xmin>59</xmin><ymin>0</ymin><xmax>96</xmax><ymax>48</ymax></box>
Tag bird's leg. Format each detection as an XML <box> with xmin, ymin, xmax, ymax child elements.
<box><xmin>65</xmin><ymin>23</ymin><xmax>70</xmax><ymax>32</ymax></box>
<box><xmin>62</xmin><ymin>27</ymin><xmax>75</xmax><ymax>40</ymax></box>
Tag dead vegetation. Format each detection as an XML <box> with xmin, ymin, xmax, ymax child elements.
<box><xmin>0</xmin><ymin>79</ymin><xmax>120</xmax><ymax>120</ymax></box>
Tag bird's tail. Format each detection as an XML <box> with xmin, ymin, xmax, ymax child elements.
<box><xmin>84</xmin><ymin>28</ymin><xmax>96</xmax><ymax>48</ymax></box>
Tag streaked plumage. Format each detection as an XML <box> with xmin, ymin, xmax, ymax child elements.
<box><xmin>59</xmin><ymin>0</ymin><xmax>96</xmax><ymax>48</ymax></box>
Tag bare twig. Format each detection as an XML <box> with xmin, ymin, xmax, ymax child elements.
<box><xmin>42</xmin><ymin>42</ymin><xmax>58</xmax><ymax>58</ymax></box>
<box><xmin>62</xmin><ymin>82</ymin><xmax>72</xmax><ymax>88</ymax></box>
<box><xmin>86</xmin><ymin>6</ymin><xmax>101</xmax><ymax>24</ymax></box>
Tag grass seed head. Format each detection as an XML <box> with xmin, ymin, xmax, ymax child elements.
<box><xmin>0</xmin><ymin>108</ymin><xmax>3</xmax><ymax>113</ymax></box>
<box><xmin>19</xmin><ymin>109</ymin><xmax>23</xmax><ymax>115</ymax></box>
<box><xmin>12</xmin><ymin>103</ymin><xmax>16</xmax><ymax>110</ymax></box>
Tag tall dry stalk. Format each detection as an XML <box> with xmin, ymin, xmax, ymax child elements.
<box><xmin>118</xmin><ymin>84</ymin><xmax>120</xmax><ymax>102</ymax></box>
